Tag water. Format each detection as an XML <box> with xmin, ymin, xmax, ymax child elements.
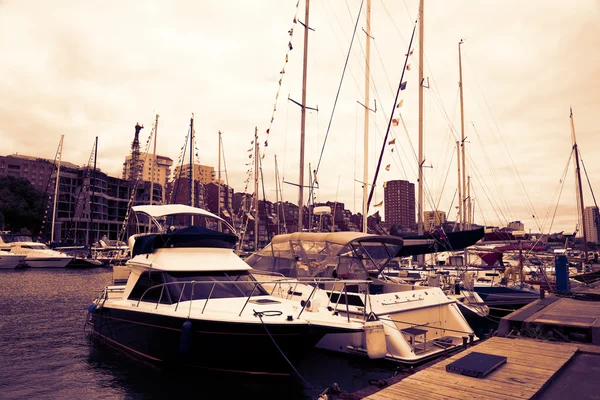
<box><xmin>0</xmin><ymin>269</ymin><xmax>401</xmax><ymax>399</ymax></box>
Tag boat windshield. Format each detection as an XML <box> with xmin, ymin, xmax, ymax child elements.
<box><xmin>22</xmin><ymin>244</ymin><xmax>49</xmax><ymax>250</ymax></box>
<box><xmin>128</xmin><ymin>270</ymin><xmax>268</xmax><ymax>304</ymax></box>
<box><xmin>247</xmin><ymin>237</ymin><xmax>401</xmax><ymax>279</ymax></box>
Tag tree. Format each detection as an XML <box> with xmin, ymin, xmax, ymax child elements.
<box><xmin>0</xmin><ymin>176</ymin><xmax>44</xmax><ymax>234</ymax></box>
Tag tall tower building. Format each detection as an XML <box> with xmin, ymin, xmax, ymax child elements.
<box><xmin>584</xmin><ymin>206</ymin><xmax>600</xmax><ymax>244</ymax></box>
<box><xmin>173</xmin><ymin>164</ymin><xmax>215</xmax><ymax>184</ymax></box>
<box><xmin>384</xmin><ymin>179</ymin><xmax>415</xmax><ymax>230</ymax></box>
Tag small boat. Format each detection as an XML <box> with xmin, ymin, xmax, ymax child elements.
<box><xmin>3</xmin><ymin>242</ymin><xmax>73</xmax><ymax>268</ymax></box>
<box><xmin>0</xmin><ymin>252</ymin><xmax>27</xmax><ymax>269</ymax></box>
<box><xmin>246</xmin><ymin>231</ymin><xmax>478</xmax><ymax>365</ymax></box>
<box><xmin>86</xmin><ymin>204</ymin><xmax>362</xmax><ymax>375</ymax></box>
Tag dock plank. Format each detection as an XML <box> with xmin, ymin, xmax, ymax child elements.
<box><xmin>363</xmin><ymin>337</ymin><xmax>577</xmax><ymax>400</ymax></box>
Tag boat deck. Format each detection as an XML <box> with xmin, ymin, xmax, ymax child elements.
<box><xmin>362</xmin><ymin>337</ymin><xmax>577</xmax><ymax>400</ymax></box>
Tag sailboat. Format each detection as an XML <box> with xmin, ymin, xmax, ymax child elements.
<box><xmin>248</xmin><ymin>0</ymin><xmax>479</xmax><ymax>364</ymax></box>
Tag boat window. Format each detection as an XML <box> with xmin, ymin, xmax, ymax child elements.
<box><xmin>246</xmin><ymin>255</ymin><xmax>298</xmax><ymax>277</ymax></box>
<box><xmin>353</xmin><ymin>242</ymin><xmax>401</xmax><ymax>275</ymax></box>
<box><xmin>164</xmin><ymin>271</ymin><xmax>268</xmax><ymax>301</ymax></box>
<box><xmin>333</xmin><ymin>256</ymin><xmax>369</xmax><ymax>280</ymax></box>
<box><xmin>128</xmin><ymin>271</ymin><xmax>171</xmax><ymax>304</ymax></box>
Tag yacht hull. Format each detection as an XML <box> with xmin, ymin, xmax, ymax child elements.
<box><xmin>88</xmin><ymin>306</ymin><xmax>335</xmax><ymax>375</ymax></box>
<box><xmin>473</xmin><ymin>285</ymin><xmax>539</xmax><ymax>307</ymax></box>
<box><xmin>24</xmin><ymin>257</ymin><xmax>73</xmax><ymax>268</ymax></box>
<box><xmin>0</xmin><ymin>254</ymin><xmax>26</xmax><ymax>269</ymax></box>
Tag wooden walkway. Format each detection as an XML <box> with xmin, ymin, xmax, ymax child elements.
<box><xmin>363</xmin><ymin>337</ymin><xmax>577</xmax><ymax>400</ymax></box>
<box><xmin>498</xmin><ymin>282</ymin><xmax>600</xmax><ymax>344</ymax></box>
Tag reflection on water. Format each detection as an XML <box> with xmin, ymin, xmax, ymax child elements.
<box><xmin>0</xmin><ymin>269</ymin><xmax>402</xmax><ymax>400</ymax></box>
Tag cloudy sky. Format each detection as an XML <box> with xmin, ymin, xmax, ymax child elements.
<box><xmin>1</xmin><ymin>0</ymin><xmax>598</xmax><ymax>234</ymax></box>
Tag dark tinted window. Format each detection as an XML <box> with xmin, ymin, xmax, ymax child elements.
<box><xmin>128</xmin><ymin>271</ymin><xmax>171</xmax><ymax>304</ymax></box>
<box><xmin>165</xmin><ymin>271</ymin><xmax>268</xmax><ymax>301</ymax></box>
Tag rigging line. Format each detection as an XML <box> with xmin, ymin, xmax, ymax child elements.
<box><xmin>463</xmin><ymin>50</ymin><xmax>539</xmax><ymax>224</ymax></box>
<box><xmin>547</xmin><ymin>152</ymin><xmax>573</xmax><ymax>235</ymax></box>
<box><xmin>434</xmin><ymin>145</ymin><xmax>456</xmax><ymax>213</ymax></box>
<box><xmin>320</xmin><ymin>0</ymin><xmax>363</xmax><ymax>96</ymax></box>
<box><xmin>469</xmin><ymin>122</ymin><xmax>513</xmax><ymax>224</ymax></box>
<box><xmin>580</xmin><ymin>154</ymin><xmax>599</xmax><ymax>209</ymax></box>
<box><xmin>539</xmin><ymin>151</ymin><xmax>572</xmax><ymax>234</ymax></box>
<box><xmin>258</xmin><ymin>153</ymin><xmax>270</xmax><ymax>244</ymax></box>
<box><xmin>472</xmin><ymin>185</ymin><xmax>489</xmax><ymax>227</ymax></box>
<box><xmin>315</xmin><ymin>0</ymin><xmax>364</xmax><ymax>174</ymax></box>
<box><xmin>221</xmin><ymin>136</ymin><xmax>230</xmax><ymax>188</ymax></box>
<box><xmin>469</xmin><ymin>163</ymin><xmax>507</xmax><ymax>227</ymax></box>
<box><xmin>366</xmin><ymin>20</ymin><xmax>417</xmax><ymax>211</ymax></box>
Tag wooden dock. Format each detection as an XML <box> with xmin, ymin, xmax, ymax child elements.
<box><xmin>362</xmin><ymin>337</ymin><xmax>577</xmax><ymax>400</ymax></box>
<box><xmin>498</xmin><ymin>282</ymin><xmax>600</xmax><ymax>344</ymax></box>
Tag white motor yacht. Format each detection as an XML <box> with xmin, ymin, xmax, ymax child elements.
<box><xmin>246</xmin><ymin>232</ymin><xmax>478</xmax><ymax>365</ymax></box>
<box><xmin>86</xmin><ymin>205</ymin><xmax>363</xmax><ymax>375</ymax></box>
<box><xmin>5</xmin><ymin>242</ymin><xmax>73</xmax><ymax>268</ymax></box>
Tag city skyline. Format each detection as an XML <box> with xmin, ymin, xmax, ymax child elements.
<box><xmin>1</xmin><ymin>1</ymin><xmax>598</xmax><ymax>235</ymax></box>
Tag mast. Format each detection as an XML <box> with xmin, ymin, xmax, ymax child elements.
<box><xmin>218</xmin><ymin>131</ymin><xmax>222</xmax><ymax>218</ymax></box>
<box><xmin>571</xmin><ymin>108</ymin><xmax>588</xmax><ymax>261</ymax></box>
<box><xmin>362</xmin><ymin>0</ymin><xmax>372</xmax><ymax>234</ymax></box>
<box><xmin>275</xmin><ymin>155</ymin><xmax>281</xmax><ymax>235</ymax></box>
<box><xmin>90</xmin><ymin>136</ymin><xmax>98</xmax><ymax>246</ymax></box>
<box><xmin>458</xmin><ymin>39</ymin><xmax>466</xmax><ymax>231</ymax></box>
<box><xmin>190</xmin><ymin>115</ymin><xmax>194</xmax><ymax>224</ymax></box>
<box><xmin>149</xmin><ymin>114</ymin><xmax>159</xmax><ymax>205</ymax></box>
<box><xmin>254</xmin><ymin>127</ymin><xmax>259</xmax><ymax>251</ymax></box>
<box><xmin>416</xmin><ymin>0</ymin><xmax>424</xmax><ymax>266</ymax></box>
<box><xmin>455</xmin><ymin>141</ymin><xmax>462</xmax><ymax>232</ymax></box>
<box><xmin>467</xmin><ymin>175</ymin><xmax>472</xmax><ymax>229</ymax></box>
<box><xmin>298</xmin><ymin>0</ymin><xmax>310</xmax><ymax>232</ymax></box>
<box><xmin>417</xmin><ymin>0</ymin><xmax>424</xmax><ymax>238</ymax></box>
<box><xmin>51</xmin><ymin>135</ymin><xmax>64</xmax><ymax>243</ymax></box>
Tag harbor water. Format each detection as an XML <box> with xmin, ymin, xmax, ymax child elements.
<box><xmin>0</xmin><ymin>268</ymin><xmax>410</xmax><ymax>399</ymax></box>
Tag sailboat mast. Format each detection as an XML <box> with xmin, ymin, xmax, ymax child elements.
<box><xmin>455</xmin><ymin>141</ymin><xmax>462</xmax><ymax>232</ymax></box>
<box><xmin>274</xmin><ymin>155</ymin><xmax>281</xmax><ymax>235</ymax></box>
<box><xmin>298</xmin><ymin>0</ymin><xmax>310</xmax><ymax>232</ymax></box>
<box><xmin>190</xmin><ymin>115</ymin><xmax>194</xmax><ymax>225</ymax></box>
<box><xmin>467</xmin><ymin>175</ymin><xmax>472</xmax><ymax>229</ymax></box>
<box><xmin>417</xmin><ymin>0</ymin><xmax>424</xmax><ymax>237</ymax></box>
<box><xmin>362</xmin><ymin>0</ymin><xmax>372</xmax><ymax>234</ymax></box>
<box><xmin>571</xmin><ymin>108</ymin><xmax>588</xmax><ymax>261</ymax></box>
<box><xmin>90</xmin><ymin>136</ymin><xmax>97</xmax><ymax>245</ymax></box>
<box><xmin>218</xmin><ymin>130</ymin><xmax>222</xmax><ymax>218</ymax></box>
<box><xmin>458</xmin><ymin>39</ymin><xmax>466</xmax><ymax>231</ymax></box>
<box><xmin>254</xmin><ymin>127</ymin><xmax>259</xmax><ymax>250</ymax></box>
<box><xmin>149</xmin><ymin>114</ymin><xmax>159</xmax><ymax>206</ymax></box>
<box><xmin>51</xmin><ymin>135</ymin><xmax>64</xmax><ymax>243</ymax></box>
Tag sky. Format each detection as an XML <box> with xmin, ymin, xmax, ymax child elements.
<box><xmin>1</xmin><ymin>0</ymin><xmax>599</xmax><ymax>235</ymax></box>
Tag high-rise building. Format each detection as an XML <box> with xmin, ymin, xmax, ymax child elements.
<box><xmin>0</xmin><ymin>154</ymin><xmax>79</xmax><ymax>194</ymax></box>
<box><xmin>583</xmin><ymin>206</ymin><xmax>600</xmax><ymax>243</ymax></box>
<box><xmin>173</xmin><ymin>164</ymin><xmax>215</xmax><ymax>184</ymax></box>
<box><xmin>383</xmin><ymin>180</ymin><xmax>415</xmax><ymax>230</ymax></box>
<box><xmin>122</xmin><ymin>152</ymin><xmax>173</xmax><ymax>202</ymax></box>
<box><xmin>424</xmin><ymin>210</ymin><xmax>447</xmax><ymax>231</ymax></box>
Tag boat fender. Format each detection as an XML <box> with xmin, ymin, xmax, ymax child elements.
<box><xmin>364</xmin><ymin>320</ymin><xmax>386</xmax><ymax>359</ymax></box>
<box><xmin>88</xmin><ymin>304</ymin><xmax>97</xmax><ymax>313</ymax></box>
<box><xmin>180</xmin><ymin>320</ymin><xmax>193</xmax><ymax>353</ymax></box>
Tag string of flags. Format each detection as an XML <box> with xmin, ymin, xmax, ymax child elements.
<box><xmin>263</xmin><ymin>0</ymin><xmax>300</xmax><ymax>150</ymax></box>
<box><xmin>383</xmin><ymin>47</ymin><xmax>414</xmax><ymax>173</ymax></box>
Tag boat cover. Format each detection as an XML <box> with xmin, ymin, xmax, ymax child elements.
<box><xmin>132</xmin><ymin>226</ymin><xmax>238</xmax><ymax>257</ymax></box>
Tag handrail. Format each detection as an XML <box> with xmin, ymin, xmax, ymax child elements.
<box><xmin>132</xmin><ymin>277</ymin><xmax>373</xmax><ymax>318</ymax></box>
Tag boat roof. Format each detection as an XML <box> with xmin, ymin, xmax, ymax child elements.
<box><xmin>129</xmin><ymin>247</ymin><xmax>251</xmax><ymax>272</ymax></box>
<box><xmin>132</xmin><ymin>204</ymin><xmax>222</xmax><ymax>220</ymax></box>
<box><xmin>270</xmin><ymin>231</ymin><xmax>402</xmax><ymax>246</ymax></box>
